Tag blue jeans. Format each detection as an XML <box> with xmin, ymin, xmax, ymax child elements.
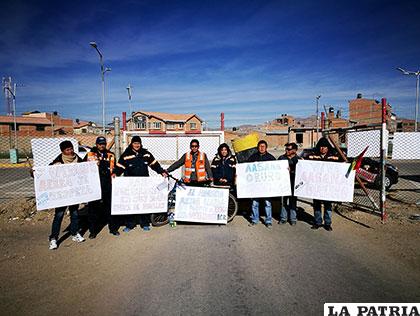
<box><xmin>251</xmin><ymin>199</ymin><xmax>272</xmax><ymax>224</ymax></box>
<box><xmin>49</xmin><ymin>204</ymin><xmax>79</xmax><ymax>240</ymax></box>
<box><xmin>313</xmin><ymin>200</ymin><xmax>332</xmax><ymax>226</ymax></box>
<box><xmin>280</xmin><ymin>196</ymin><xmax>297</xmax><ymax>223</ymax></box>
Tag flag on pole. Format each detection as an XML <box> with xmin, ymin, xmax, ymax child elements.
<box><xmin>346</xmin><ymin>146</ymin><xmax>369</xmax><ymax>178</ymax></box>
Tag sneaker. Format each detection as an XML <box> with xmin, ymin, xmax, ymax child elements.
<box><xmin>265</xmin><ymin>223</ymin><xmax>272</xmax><ymax>229</ymax></box>
<box><xmin>49</xmin><ymin>239</ymin><xmax>58</xmax><ymax>250</ymax></box>
<box><xmin>88</xmin><ymin>232</ymin><xmax>97</xmax><ymax>239</ymax></box>
<box><xmin>123</xmin><ymin>227</ymin><xmax>132</xmax><ymax>233</ymax></box>
<box><xmin>278</xmin><ymin>220</ymin><xmax>287</xmax><ymax>225</ymax></box>
<box><xmin>311</xmin><ymin>224</ymin><xmax>321</xmax><ymax>230</ymax></box>
<box><xmin>142</xmin><ymin>226</ymin><xmax>151</xmax><ymax>232</ymax></box>
<box><xmin>290</xmin><ymin>221</ymin><xmax>297</xmax><ymax>226</ymax></box>
<box><xmin>324</xmin><ymin>225</ymin><xmax>333</xmax><ymax>232</ymax></box>
<box><xmin>248</xmin><ymin>222</ymin><xmax>257</xmax><ymax>227</ymax></box>
<box><xmin>72</xmin><ymin>233</ymin><xmax>85</xmax><ymax>243</ymax></box>
<box><xmin>110</xmin><ymin>230</ymin><xmax>120</xmax><ymax>236</ymax></box>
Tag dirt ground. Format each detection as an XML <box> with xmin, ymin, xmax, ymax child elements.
<box><xmin>0</xmin><ymin>198</ymin><xmax>419</xmax><ymax>315</ymax></box>
<box><xmin>1</xmin><ymin>197</ymin><xmax>419</xmax><ymax>270</ymax></box>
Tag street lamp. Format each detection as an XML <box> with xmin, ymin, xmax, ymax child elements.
<box><xmin>396</xmin><ymin>67</ymin><xmax>420</xmax><ymax>131</ymax></box>
<box><xmin>316</xmin><ymin>95</ymin><xmax>321</xmax><ymax>141</ymax></box>
<box><xmin>90</xmin><ymin>41</ymin><xmax>111</xmax><ymax>135</ymax></box>
<box><xmin>3</xmin><ymin>84</ymin><xmax>17</xmax><ymax>149</ymax></box>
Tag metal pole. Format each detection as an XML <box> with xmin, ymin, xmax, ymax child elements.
<box><xmin>12</xmin><ymin>84</ymin><xmax>17</xmax><ymax>149</ymax></box>
<box><xmin>416</xmin><ymin>74</ymin><xmax>419</xmax><ymax>131</ymax></box>
<box><xmin>316</xmin><ymin>95</ymin><xmax>321</xmax><ymax>142</ymax></box>
<box><xmin>380</xmin><ymin>98</ymin><xmax>387</xmax><ymax>222</ymax></box>
<box><xmin>113</xmin><ymin>116</ymin><xmax>121</xmax><ymax>161</ymax></box>
<box><xmin>101</xmin><ymin>57</ymin><xmax>105</xmax><ymax>135</ymax></box>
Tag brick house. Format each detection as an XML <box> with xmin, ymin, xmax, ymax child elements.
<box><xmin>128</xmin><ymin>111</ymin><xmax>203</xmax><ymax>133</ymax></box>
<box><xmin>0</xmin><ymin>111</ymin><xmax>75</xmax><ymax>136</ymax></box>
<box><xmin>349</xmin><ymin>94</ymin><xmax>396</xmax><ymax>131</ymax></box>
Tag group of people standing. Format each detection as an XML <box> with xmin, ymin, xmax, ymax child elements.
<box><xmin>46</xmin><ymin>135</ymin><xmax>338</xmax><ymax>250</ymax></box>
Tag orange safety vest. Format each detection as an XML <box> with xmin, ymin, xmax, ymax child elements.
<box><xmin>87</xmin><ymin>151</ymin><xmax>115</xmax><ymax>174</ymax></box>
<box><xmin>184</xmin><ymin>151</ymin><xmax>206</xmax><ymax>183</ymax></box>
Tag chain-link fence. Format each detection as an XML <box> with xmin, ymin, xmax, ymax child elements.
<box><xmin>0</xmin><ymin>121</ymin><xmax>225</xmax><ymax>216</ymax></box>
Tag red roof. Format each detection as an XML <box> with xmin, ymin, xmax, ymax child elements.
<box><xmin>133</xmin><ymin>111</ymin><xmax>202</xmax><ymax>122</ymax></box>
<box><xmin>0</xmin><ymin>115</ymin><xmax>52</xmax><ymax>125</ymax></box>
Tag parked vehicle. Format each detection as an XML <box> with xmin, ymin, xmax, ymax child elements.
<box><xmin>299</xmin><ymin>148</ymin><xmax>399</xmax><ymax>191</ymax></box>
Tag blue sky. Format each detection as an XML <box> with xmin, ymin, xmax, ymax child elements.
<box><xmin>1</xmin><ymin>0</ymin><xmax>419</xmax><ymax>127</ymax></box>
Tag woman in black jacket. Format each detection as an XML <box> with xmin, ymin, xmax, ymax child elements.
<box><xmin>211</xmin><ymin>143</ymin><xmax>237</xmax><ymax>186</ymax></box>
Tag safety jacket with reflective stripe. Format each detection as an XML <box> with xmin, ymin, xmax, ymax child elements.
<box><xmin>184</xmin><ymin>151</ymin><xmax>207</xmax><ymax>183</ymax></box>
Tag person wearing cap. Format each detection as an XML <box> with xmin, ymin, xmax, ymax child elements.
<box><xmin>85</xmin><ymin>136</ymin><xmax>119</xmax><ymax>238</ymax></box>
<box><xmin>307</xmin><ymin>137</ymin><xmax>339</xmax><ymax>231</ymax></box>
<box><xmin>114</xmin><ymin>136</ymin><xmax>166</xmax><ymax>232</ymax></box>
<box><xmin>48</xmin><ymin>141</ymin><xmax>85</xmax><ymax>250</ymax></box>
<box><xmin>247</xmin><ymin>140</ymin><xmax>276</xmax><ymax>228</ymax></box>
<box><xmin>278</xmin><ymin>142</ymin><xmax>302</xmax><ymax>226</ymax></box>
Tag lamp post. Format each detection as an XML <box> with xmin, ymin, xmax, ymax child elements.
<box><xmin>4</xmin><ymin>84</ymin><xmax>17</xmax><ymax>148</ymax></box>
<box><xmin>316</xmin><ymin>95</ymin><xmax>321</xmax><ymax>142</ymax></box>
<box><xmin>126</xmin><ymin>84</ymin><xmax>132</xmax><ymax>129</ymax></box>
<box><xmin>90</xmin><ymin>41</ymin><xmax>111</xmax><ymax>135</ymax></box>
<box><xmin>397</xmin><ymin>67</ymin><xmax>420</xmax><ymax>131</ymax></box>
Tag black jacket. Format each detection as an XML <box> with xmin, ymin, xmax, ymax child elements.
<box><xmin>278</xmin><ymin>154</ymin><xmax>302</xmax><ymax>190</ymax></box>
<box><xmin>247</xmin><ymin>151</ymin><xmax>276</xmax><ymax>162</ymax></box>
<box><xmin>49</xmin><ymin>154</ymin><xmax>83</xmax><ymax>165</ymax></box>
<box><xmin>211</xmin><ymin>154</ymin><xmax>237</xmax><ymax>185</ymax></box>
<box><xmin>307</xmin><ymin>151</ymin><xmax>340</xmax><ymax>162</ymax></box>
<box><xmin>115</xmin><ymin>146</ymin><xmax>164</xmax><ymax>177</ymax></box>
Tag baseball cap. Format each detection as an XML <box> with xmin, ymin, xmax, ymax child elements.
<box><xmin>96</xmin><ymin>136</ymin><xmax>107</xmax><ymax>145</ymax></box>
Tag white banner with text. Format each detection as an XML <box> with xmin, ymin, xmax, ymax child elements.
<box><xmin>34</xmin><ymin>161</ymin><xmax>101</xmax><ymax>210</ymax></box>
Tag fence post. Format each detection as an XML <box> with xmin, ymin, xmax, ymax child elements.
<box><xmin>114</xmin><ymin>116</ymin><xmax>121</xmax><ymax>161</ymax></box>
<box><xmin>380</xmin><ymin>98</ymin><xmax>387</xmax><ymax>222</ymax></box>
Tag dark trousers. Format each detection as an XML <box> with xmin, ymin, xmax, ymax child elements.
<box><xmin>89</xmin><ymin>190</ymin><xmax>118</xmax><ymax>233</ymax></box>
<box><xmin>125</xmin><ymin>214</ymin><xmax>151</xmax><ymax>229</ymax></box>
<box><xmin>49</xmin><ymin>204</ymin><xmax>79</xmax><ymax>240</ymax></box>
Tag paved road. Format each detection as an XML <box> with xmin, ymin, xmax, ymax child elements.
<box><xmin>1</xmin><ymin>214</ymin><xmax>419</xmax><ymax>315</ymax></box>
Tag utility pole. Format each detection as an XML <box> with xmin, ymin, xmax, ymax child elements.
<box><xmin>126</xmin><ymin>84</ymin><xmax>132</xmax><ymax>130</ymax></box>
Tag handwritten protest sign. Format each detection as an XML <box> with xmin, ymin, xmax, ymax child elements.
<box><xmin>111</xmin><ymin>177</ymin><xmax>169</xmax><ymax>215</ymax></box>
<box><xmin>34</xmin><ymin>161</ymin><xmax>101</xmax><ymax>210</ymax></box>
<box><xmin>294</xmin><ymin>160</ymin><xmax>355</xmax><ymax>202</ymax></box>
<box><xmin>174</xmin><ymin>186</ymin><xmax>229</xmax><ymax>224</ymax></box>
<box><xmin>236</xmin><ymin>160</ymin><xmax>291</xmax><ymax>198</ymax></box>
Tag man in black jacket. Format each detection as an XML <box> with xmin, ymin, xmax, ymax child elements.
<box><xmin>308</xmin><ymin>137</ymin><xmax>339</xmax><ymax>231</ymax></box>
<box><xmin>278</xmin><ymin>142</ymin><xmax>302</xmax><ymax>225</ymax></box>
<box><xmin>247</xmin><ymin>140</ymin><xmax>275</xmax><ymax>228</ymax></box>
<box><xmin>114</xmin><ymin>136</ymin><xmax>166</xmax><ymax>232</ymax></box>
<box><xmin>48</xmin><ymin>140</ymin><xmax>85</xmax><ymax>250</ymax></box>
<box><xmin>85</xmin><ymin>136</ymin><xmax>119</xmax><ymax>238</ymax></box>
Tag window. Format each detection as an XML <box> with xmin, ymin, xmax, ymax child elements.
<box><xmin>167</xmin><ymin>123</ymin><xmax>176</xmax><ymax>130</ymax></box>
<box><xmin>135</xmin><ymin>122</ymin><xmax>146</xmax><ymax>129</ymax></box>
<box><xmin>296</xmin><ymin>133</ymin><xmax>303</xmax><ymax>144</ymax></box>
<box><xmin>190</xmin><ymin>122</ymin><xmax>197</xmax><ymax>130</ymax></box>
<box><xmin>36</xmin><ymin>125</ymin><xmax>45</xmax><ymax>131</ymax></box>
<box><xmin>10</xmin><ymin>124</ymin><xmax>19</xmax><ymax>131</ymax></box>
<box><xmin>178</xmin><ymin>123</ymin><xmax>184</xmax><ymax>129</ymax></box>
<box><xmin>151</xmin><ymin>122</ymin><xmax>161</xmax><ymax>129</ymax></box>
